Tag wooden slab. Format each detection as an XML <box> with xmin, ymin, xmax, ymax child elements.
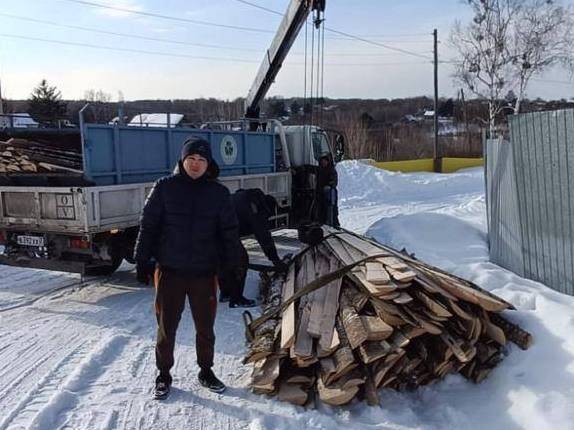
<box><xmin>357</xmin><ymin>340</ymin><xmax>392</xmax><ymax>364</ymax></box>
<box><xmin>280</xmin><ymin>264</ymin><xmax>296</xmax><ymax>349</ymax></box>
<box><xmin>293</xmin><ymin>255</ymin><xmax>314</xmax><ymax>359</ymax></box>
<box><xmin>378</xmin><ymin>256</ymin><xmax>409</xmax><ymax>270</ymax></box>
<box><xmin>339</xmin><ymin>292</ymin><xmax>368</xmax><ymax>349</ymax></box>
<box><xmin>251</xmin><ymin>356</ymin><xmax>281</xmax><ymax>390</ymax></box>
<box><xmin>317</xmin><ymin>328</ymin><xmax>340</xmax><ymax>358</ymax></box>
<box><xmin>307</xmin><ymin>254</ymin><xmax>329</xmax><ymax>338</ymax></box>
<box><xmin>365</xmin><ymin>261</ymin><xmax>391</xmax><ymax>284</ymax></box>
<box><xmin>339</xmin><ymin>232</ymin><xmax>390</xmax><ymax>257</ymax></box>
<box><xmin>387</xmin><ymin>266</ymin><xmax>417</xmax><ymax>283</ymax></box>
<box><xmin>360</xmin><ymin>316</ymin><xmax>393</xmax><ymax>341</ymax></box>
<box><xmin>278</xmin><ymin>383</ymin><xmax>308</xmax><ymax>406</ymax></box>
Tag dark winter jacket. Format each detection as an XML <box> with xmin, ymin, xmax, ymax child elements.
<box><xmin>134</xmin><ymin>161</ymin><xmax>240</xmax><ymax>276</ymax></box>
<box><xmin>231</xmin><ymin>189</ymin><xmax>280</xmax><ymax>263</ymax></box>
<box><xmin>316</xmin><ymin>160</ymin><xmax>338</xmax><ymax>191</ymax></box>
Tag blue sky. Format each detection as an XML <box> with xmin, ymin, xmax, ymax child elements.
<box><xmin>0</xmin><ymin>0</ymin><xmax>572</xmax><ymax>101</ymax></box>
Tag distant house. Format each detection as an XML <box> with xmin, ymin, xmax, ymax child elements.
<box><xmin>322</xmin><ymin>104</ymin><xmax>339</xmax><ymax>112</ymax></box>
<box><xmin>128</xmin><ymin>113</ymin><xmax>184</xmax><ymax>128</ymax></box>
<box><xmin>1</xmin><ymin>113</ymin><xmax>40</xmax><ymax>129</ymax></box>
<box><xmin>402</xmin><ymin>114</ymin><xmax>419</xmax><ymax>123</ymax></box>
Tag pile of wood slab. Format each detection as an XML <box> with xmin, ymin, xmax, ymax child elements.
<box><xmin>244</xmin><ymin>228</ymin><xmax>532</xmax><ymax>407</ymax></box>
<box><xmin>0</xmin><ymin>138</ymin><xmax>82</xmax><ymax>174</ymax></box>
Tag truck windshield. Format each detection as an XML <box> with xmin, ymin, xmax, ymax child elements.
<box><xmin>312</xmin><ymin>132</ymin><xmax>331</xmax><ymax>162</ymax></box>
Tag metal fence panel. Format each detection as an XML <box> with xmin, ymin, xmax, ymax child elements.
<box><xmin>487</xmin><ymin>110</ymin><xmax>574</xmax><ymax>296</ymax></box>
<box><xmin>485</xmin><ymin>138</ymin><xmax>525</xmax><ymax>277</ymax></box>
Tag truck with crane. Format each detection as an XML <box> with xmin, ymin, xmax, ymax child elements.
<box><xmin>0</xmin><ymin>0</ymin><xmax>343</xmax><ymax>275</ymax></box>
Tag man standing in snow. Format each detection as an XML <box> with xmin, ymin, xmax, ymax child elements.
<box><xmin>134</xmin><ymin>137</ymin><xmax>240</xmax><ymax>400</ymax></box>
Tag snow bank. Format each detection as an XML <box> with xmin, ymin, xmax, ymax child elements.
<box><xmin>336</xmin><ymin>160</ymin><xmax>574</xmax><ymax>430</ymax></box>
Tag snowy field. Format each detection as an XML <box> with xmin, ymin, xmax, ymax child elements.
<box><xmin>1</xmin><ymin>160</ymin><xmax>573</xmax><ymax>430</ymax></box>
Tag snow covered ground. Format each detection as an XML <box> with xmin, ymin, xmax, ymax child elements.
<box><xmin>1</xmin><ymin>160</ymin><xmax>573</xmax><ymax>430</ymax></box>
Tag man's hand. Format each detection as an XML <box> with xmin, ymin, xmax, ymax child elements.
<box><xmin>136</xmin><ymin>261</ymin><xmax>154</xmax><ymax>285</ymax></box>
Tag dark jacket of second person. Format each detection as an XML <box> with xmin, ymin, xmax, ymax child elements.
<box><xmin>231</xmin><ymin>189</ymin><xmax>280</xmax><ymax>263</ymax></box>
<box><xmin>134</xmin><ymin>161</ymin><xmax>240</xmax><ymax>276</ymax></box>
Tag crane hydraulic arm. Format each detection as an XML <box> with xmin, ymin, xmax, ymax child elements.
<box><xmin>245</xmin><ymin>0</ymin><xmax>325</xmax><ymax>119</ymax></box>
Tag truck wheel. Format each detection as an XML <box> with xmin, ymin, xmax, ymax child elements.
<box><xmin>85</xmin><ymin>254</ymin><xmax>123</xmax><ymax>276</ymax></box>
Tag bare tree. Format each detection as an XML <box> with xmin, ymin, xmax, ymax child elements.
<box><xmin>450</xmin><ymin>0</ymin><xmax>521</xmax><ymax>136</ymax></box>
<box><xmin>84</xmin><ymin>89</ymin><xmax>112</xmax><ymax>103</ymax></box>
<box><xmin>83</xmin><ymin>89</ymin><xmax>113</xmax><ymax>123</ymax></box>
<box><xmin>333</xmin><ymin>111</ymin><xmax>369</xmax><ymax>159</ymax></box>
<box><xmin>511</xmin><ymin>0</ymin><xmax>574</xmax><ymax>113</ymax></box>
<box><xmin>451</xmin><ymin>0</ymin><xmax>574</xmax><ymax>134</ymax></box>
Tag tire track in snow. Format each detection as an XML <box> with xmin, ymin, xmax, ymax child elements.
<box><xmin>0</xmin><ymin>334</ymin><xmax>129</xmax><ymax>430</ymax></box>
<box><xmin>61</xmin><ymin>337</ymin><xmax>155</xmax><ymax>430</ymax></box>
<box><xmin>0</xmin><ymin>274</ymin><xmax>118</xmax><ymax>313</ymax></box>
<box><xmin>14</xmin><ymin>283</ymin><xmax>155</xmax><ymax>430</ymax></box>
<box><xmin>0</xmin><ymin>340</ymin><xmax>62</xmax><ymax>403</ymax></box>
<box><xmin>0</xmin><ymin>340</ymin><xmax>93</xmax><ymax>430</ymax></box>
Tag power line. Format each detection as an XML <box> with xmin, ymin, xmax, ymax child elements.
<box><xmin>0</xmin><ymin>12</ymin><xmax>431</xmax><ymax>58</ymax></box>
<box><xmin>0</xmin><ymin>12</ymin><xmax>263</xmax><ymax>52</ymax></box>
<box><xmin>0</xmin><ymin>32</ymin><xmax>433</xmax><ymax>67</ymax></box>
<box><xmin>61</xmin><ymin>0</ymin><xmax>432</xmax><ymax>60</ymax></box>
<box><xmin>60</xmin><ymin>0</ymin><xmax>274</xmax><ymax>34</ymax></box>
<box><xmin>325</xmin><ymin>38</ymin><xmax>431</xmax><ymax>43</ymax></box>
<box><xmin>531</xmin><ymin>78</ymin><xmax>574</xmax><ymax>86</ymax></box>
<box><xmin>233</xmin><ymin>0</ymin><xmax>282</xmax><ymax>16</ymax></box>
<box><xmin>337</xmin><ymin>33</ymin><xmax>431</xmax><ymax>38</ymax></box>
<box><xmin>0</xmin><ymin>33</ymin><xmax>259</xmax><ymax>63</ymax></box>
<box><xmin>310</xmin><ymin>61</ymin><xmax>431</xmax><ymax>67</ymax></box>
<box><xmin>232</xmin><ymin>0</ymin><xmax>430</xmax><ymax>38</ymax></box>
<box><xmin>230</xmin><ymin>0</ymin><xmax>432</xmax><ymax>60</ymax></box>
<box><xmin>323</xmin><ymin>28</ymin><xmax>431</xmax><ymax>60</ymax></box>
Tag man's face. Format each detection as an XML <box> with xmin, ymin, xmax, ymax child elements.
<box><xmin>183</xmin><ymin>154</ymin><xmax>208</xmax><ymax>179</ymax></box>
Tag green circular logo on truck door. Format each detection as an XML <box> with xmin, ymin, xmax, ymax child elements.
<box><xmin>220</xmin><ymin>135</ymin><xmax>238</xmax><ymax>165</ymax></box>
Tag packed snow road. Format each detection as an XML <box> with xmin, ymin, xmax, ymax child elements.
<box><xmin>0</xmin><ymin>265</ymin><xmax>274</xmax><ymax>430</ymax></box>
<box><xmin>1</xmin><ymin>161</ymin><xmax>573</xmax><ymax>430</ymax></box>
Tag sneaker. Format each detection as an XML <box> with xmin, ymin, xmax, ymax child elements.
<box><xmin>229</xmin><ymin>296</ymin><xmax>257</xmax><ymax>308</ymax></box>
<box><xmin>198</xmin><ymin>368</ymin><xmax>226</xmax><ymax>393</ymax></box>
<box><xmin>154</xmin><ymin>380</ymin><xmax>170</xmax><ymax>400</ymax></box>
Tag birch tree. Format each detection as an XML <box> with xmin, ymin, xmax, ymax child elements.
<box><xmin>451</xmin><ymin>0</ymin><xmax>574</xmax><ymax>135</ymax></box>
<box><xmin>450</xmin><ymin>0</ymin><xmax>521</xmax><ymax>136</ymax></box>
<box><xmin>512</xmin><ymin>0</ymin><xmax>574</xmax><ymax>113</ymax></box>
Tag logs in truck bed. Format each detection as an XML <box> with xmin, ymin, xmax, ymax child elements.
<box><xmin>0</xmin><ymin>138</ymin><xmax>83</xmax><ymax>174</ymax></box>
<box><xmin>244</xmin><ymin>227</ymin><xmax>532</xmax><ymax>407</ymax></box>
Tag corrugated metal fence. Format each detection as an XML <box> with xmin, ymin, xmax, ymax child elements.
<box><xmin>485</xmin><ymin>109</ymin><xmax>574</xmax><ymax>296</ymax></box>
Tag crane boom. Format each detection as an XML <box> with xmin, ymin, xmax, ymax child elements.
<box><xmin>245</xmin><ymin>0</ymin><xmax>325</xmax><ymax>119</ymax></box>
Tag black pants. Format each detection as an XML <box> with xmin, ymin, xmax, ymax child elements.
<box><xmin>154</xmin><ymin>268</ymin><xmax>218</xmax><ymax>378</ymax></box>
<box><xmin>317</xmin><ymin>186</ymin><xmax>340</xmax><ymax>227</ymax></box>
<box><xmin>218</xmin><ymin>243</ymin><xmax>249</xmax><ymax>301</ymax></box>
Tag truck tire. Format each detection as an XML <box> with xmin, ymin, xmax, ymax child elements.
<box><xmin>84</xmin><ymin>254</ymin><xmax>123</xmax><ymax>276</ymax></box>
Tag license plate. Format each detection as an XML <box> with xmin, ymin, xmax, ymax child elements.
<box><xmin>17</xmin><ymin>235</ymin><xmax>45</xmax><ymax>247</ymax></box>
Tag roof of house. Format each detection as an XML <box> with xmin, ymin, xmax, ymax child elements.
<box><xmin>10</xmin><ymin>113</ymin><xmax>39</xmax><ymax>128</ymax></box>
<box><xmin>128</xmin><ymin>113</ymin><xmax>184</xmax><ymax>128</ymax></box>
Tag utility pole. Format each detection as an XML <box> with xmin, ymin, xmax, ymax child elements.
<box><xmin>433</xmin><ymin>29</ymin><xmax>440</xmax><ymax>173</ymax></box>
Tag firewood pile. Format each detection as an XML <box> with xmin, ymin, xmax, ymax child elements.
<box><xmin>244</xmin><ymin>228</ymin><xmax>532</xmax><ymax>407</ymax></box>
<box><xmin>0</xmin><ymin>138</ymin><xmax>82</xmax><ymax>174</ymax></box>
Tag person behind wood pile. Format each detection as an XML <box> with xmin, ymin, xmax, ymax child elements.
<box><xmin>218</xmin><ymin>188</ymin><xmax>289</xmax><ymax>308</ymax></box>
<box><xmin>314</xmin><ymin>153</ymin><xmax>340</xmax><ymax>227</ymax></box>
<box><xmin>133</xmin><ymin>137</ymin><xmax>240</xmax><ymax>400</ymax></box>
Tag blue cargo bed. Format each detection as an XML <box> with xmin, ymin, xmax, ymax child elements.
<box><xmin>82</xmin><ymin>124</ymin><xmax>276</xmax><ymax>185</ymax></box>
